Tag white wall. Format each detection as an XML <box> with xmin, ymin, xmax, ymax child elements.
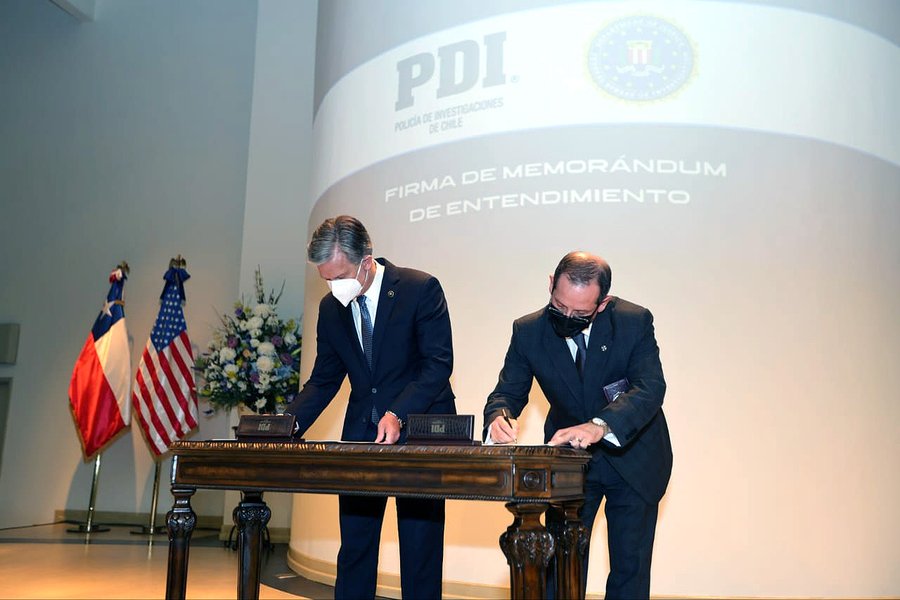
<box><xmin>0</xmin><ymin>0</ymin><xmax>259</xmax><ymax>527</ymax></box>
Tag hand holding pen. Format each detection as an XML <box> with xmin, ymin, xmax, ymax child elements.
<box><xmin>490</xmin><ymin>408</ymin><xmax>519</xmax><ymax>444</ymax></box>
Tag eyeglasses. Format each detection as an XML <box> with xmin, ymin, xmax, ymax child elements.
<box><xmin>547</xmin><ymin>303</ymin><xmax>594</xmax><ymax>326</ymax></box>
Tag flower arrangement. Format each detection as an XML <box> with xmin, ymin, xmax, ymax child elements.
<box><xmin>195</xmin><ymin>269</ymin><xmax>302</xmax><ymax>414</ymax></box>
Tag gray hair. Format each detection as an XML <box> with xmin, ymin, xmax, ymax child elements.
<box><xmin>307</xmin><ymin>215</ymin><xmax>373</xmax><ymax>265</ymax></box>
<box><xmin>552</xmin><ymin>251</ymin><xmax>612</xmax><ymax>300</ymax></box>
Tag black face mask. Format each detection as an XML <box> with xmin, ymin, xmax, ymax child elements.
<box><xmin>547</xmin><ymin>304</ymin><xmax>594</xmax><ymax>338</ymax></box>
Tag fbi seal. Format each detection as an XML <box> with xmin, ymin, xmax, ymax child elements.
<box><xmin>588</xmin><ymin>16</ymin><xmax>694</xmax><ymax>101</ymax></box>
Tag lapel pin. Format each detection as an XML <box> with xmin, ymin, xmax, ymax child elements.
<box><xmin>387</xmin><ymin>290</ymin><xmax>395</xmax><ymax>297</ymax></box>
<box><xmin>601</xmin><ymin>345</ymin><xmax>607</xmax><ymax>352</ymax></box>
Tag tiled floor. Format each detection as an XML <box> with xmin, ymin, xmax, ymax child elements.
<box><xmin>0</xmin><ymin>522</ymin><xmax>334</xmax><ymax>599</ymax></box>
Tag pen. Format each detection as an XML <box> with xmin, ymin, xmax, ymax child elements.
<box><xmin>499</xmin><ymin>408</ymin><xmax>517</xmax><ymax>443</ymax></box>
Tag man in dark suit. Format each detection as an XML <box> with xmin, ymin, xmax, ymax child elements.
<box><xmin>484</xmin><ymin>251</ymin><xmax>672</xmax><ymax>600</ymax></box>
<box><xmin>285</xmin><ymin>215</ymin><xmax>455</xmax><ymax>600</ymax></box>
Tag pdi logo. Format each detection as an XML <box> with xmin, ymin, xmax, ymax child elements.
<box><xmin>395</xmin><ymin>32</ymin><xmax>507</xmax><ymax>111</ymax></box>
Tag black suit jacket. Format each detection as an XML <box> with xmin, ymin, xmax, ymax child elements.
<box><xmin>287</xmin><ymin>258</ymin><xmax>456</xmax><ymax>442</ymax></box>
<box><xmin>484</xmin><ymin>297</ymin><xmax>672</xmax><ymax>503</ymax></box>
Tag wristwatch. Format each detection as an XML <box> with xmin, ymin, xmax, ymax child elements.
<box><xmin>386</xmin><ymin>410</ymin><xmax>405</xmax><ymax>429</ymax></box>
<box><xmin>591</xmin><ymin>417</ymin><xmax>609</xmax><ymax>437</ymax></box>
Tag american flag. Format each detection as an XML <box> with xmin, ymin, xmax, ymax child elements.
<box><xmin>133</xmin><ymin>262</ymin><xmax>198</xmax><ymax>455</ymax></box>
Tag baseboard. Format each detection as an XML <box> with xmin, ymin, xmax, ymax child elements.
<box><xmin>54</xmin><ymin>509</ymin><xmax>290</xmax><ymax>543</ymax></box>
<box><xmin>286</xmin><ymin>547</ymin><xmax>513</xmax><ymax>600</ymax></box>
<box><xmin>54</xmin><ymin>509</ymin><xmax>221</xmax><ymax>531</ymax></box>
<box><xmin>286</xmin><ymin>548</ymin><xmax>400</xmax><ymax>598</ymax></box>
<box><xmin>283</xmin><ymin>547</ymin><xmax>887</xmax><ymax>600</ymax></box>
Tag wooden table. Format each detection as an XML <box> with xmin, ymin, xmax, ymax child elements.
<box><xmin>165</xmin><ymin>441</ymin><xmax>590</xmax><ymax>600</ymax></box>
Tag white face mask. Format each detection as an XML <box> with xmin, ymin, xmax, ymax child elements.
<box><xmin>327</xmin><ymin>259</ymin><xmax>366</xmax><ymax>307</ymax></box>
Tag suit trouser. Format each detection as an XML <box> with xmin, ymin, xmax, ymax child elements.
<box><xmin>334</xmin><ymin>494</ymin><xmax>445</xmax><ymax>600</ymax></box>
<box><xmin>548</xmin><ymin>453</ymin><xmax>659</xmax><ymax>600</ymax></box>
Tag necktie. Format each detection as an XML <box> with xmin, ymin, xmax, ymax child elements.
<box><xmin>573</xmin><ymin>332</ymin><xmax>587</xmax><ymax>379</ymax></box>
<box><xmin>358</xmin><ymin>295</ymin><xmax>378</xmax><ymax>424</ymax></box>
<box><xmin>358</xmin><ymin>295</ymin><xmax>374</xmax><ymax>370</ymax></box>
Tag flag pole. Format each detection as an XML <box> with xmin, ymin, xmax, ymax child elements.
<box><xmin>67</xmin><ymin>453</ymin><xmax>110</xmax><ymax>534</ymax></box>
<box><xmin>131</xmin><ymin>460</ymin><xmax>166</xmax><ymax>535</ymax></box>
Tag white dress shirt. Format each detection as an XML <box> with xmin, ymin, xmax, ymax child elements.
<box><xmin>350</xmin><ymin>258</ymin><xmax>385</xmax><ymax>350</ymax></box>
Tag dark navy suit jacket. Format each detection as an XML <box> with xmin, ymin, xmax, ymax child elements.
<box><xmin>484</xmin><ymin>297</ymin><xmax>672</xmax><ymax>503</ymax></box>
<box><xmin>287</xmin><ymin>258</ymin><xmax>456</xmax><ymax>441</ymax></box>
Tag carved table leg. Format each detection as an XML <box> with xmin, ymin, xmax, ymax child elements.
<box><xmin>548</xmin><ymin>500</ymin><xmax>589</xmax><ymax>600</ymax></box>
<box><xmin>234</xmin><ymin>491</ymin><xmax>271</xmax><ymax>600</ymax></box>
<box><xmin>165</xmin><ymin>486</ymin><xmax>197</xmax><ymax>600</ymax></box>
<box><xmin>500</xmin><ymin>502</ymin><xmax>555</xmax><ymax>600</ymax></box>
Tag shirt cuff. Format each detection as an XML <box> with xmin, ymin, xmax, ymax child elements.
<box><xmin>604</xmin><ymin>430</ymin><xmax>621</xmax><ymax>447</ymax></box>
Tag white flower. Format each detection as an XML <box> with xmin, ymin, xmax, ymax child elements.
<box><xmin>194</xmin><ymin>269</ymin><xmax>304</xmax><ymax>414</ymax></box>
<box><xmin>257</xmin><ymin>356</ymin><xmax>275</xmax><ymax>372</ymax></box>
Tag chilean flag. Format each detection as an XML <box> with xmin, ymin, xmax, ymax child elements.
<box><xmin>69</xmin><ymin>266</ymin><xmax>131</xmax><ymax>459</ymax></box>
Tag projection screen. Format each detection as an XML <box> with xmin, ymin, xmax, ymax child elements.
<box><xmin>291</xmin><ymin>1</ymin><xmax>900</xmax><ymax>596</ymax></box>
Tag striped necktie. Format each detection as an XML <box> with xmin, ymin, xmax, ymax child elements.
<box><xmin>358</xmin><ymin>295</ymin><xmax>378</xmax><ymax>424</ymax></box>
<box><xmin>358</xmin><ymin>295</ymin><xmax>374</xmax><ymax>370</ymax></box>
